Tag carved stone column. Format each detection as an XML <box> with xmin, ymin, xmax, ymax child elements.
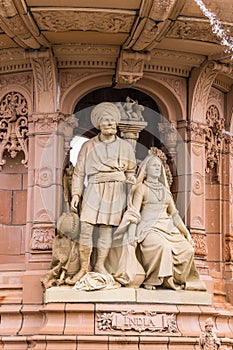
<box><xmin>158</xmin><ymin>121</ymin><xmax>177</xmax><ymax>159</ymax></box>
<box><xmin>223</xmin><ymin>134</ymin><xmax>233</xmax><ymax>303</ymax></box>
<box><xmin>26</xmin><ymin>112</ymin><xmax>76</xmax><ymax>267</ymax></box>
<box><xmin>116</xmin><ymin>98</ymin><xmax>147</xmax><ymax>151</ymax></box>
<box><xmin>118</xmin><ymin>120</ymin><xmax>147</xmax><ymax>152</ymax></box>
<box><xmin>178</xmin><ymin>121</ymin><xmax>208</xmax><ymax>274</ymax></box>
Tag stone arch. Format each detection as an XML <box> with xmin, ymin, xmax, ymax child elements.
<box><xmin>136</xmin><ymin>74</ymin><xmax>185</xmax><ymax>122</ymax></box>
<box><xmin>60</xmin><ymin>71</ymin><xmax>184</xmax><ymax>123</ymax></box>
<box><xmin>60</xmin><ymin>71</ymin><xmax>114</xmax><ymax>114</ymax></box>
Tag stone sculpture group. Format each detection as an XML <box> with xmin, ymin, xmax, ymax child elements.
<box><xmin>41</xmin><ymin>100</ymin><xmax>206</xmax><ymax>292</ymax></box>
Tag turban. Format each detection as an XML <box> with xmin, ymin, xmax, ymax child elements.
<box><xmin>91</xmin><ymin>102</ymin><xmax>121</xmax><ymax>129</ymax></box>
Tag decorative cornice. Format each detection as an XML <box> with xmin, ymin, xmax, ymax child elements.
<box><xmin>150</xmin><ymin>49</ymin><xmax>205</xmax><ymax>67</ymax></box>
<box><xmin>54</xmin><ymin>44</ymin><xmax>120</xmax><ymax>58</ymax></box>
<box><xmin>0</xmin><ymin>0</ymin><xmax>48</xmax><ymax>49</ymax></box>
<box><xmin>32</xmin><ymin>9</ymin><xmax>136</xmax><ymax>33</ymax></box>
<box><xmin>124</xmin><ymin>0</ymin><xmax>186</xmax><ymax>51</ymax></box>
<box><xmin>167</xmin><ymin>17</ymin><xmax>233</xmax><ymax>44</ymax></box>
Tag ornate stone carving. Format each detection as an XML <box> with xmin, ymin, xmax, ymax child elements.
<box><xmin>157</xmin><ymin>76</ymin><xmax>186</xmax><ymax>105</ymax></box>
<box><xmin>168</xmin><ymin>20</ymin><xmax>221</xmax><ymax>43</ymax></box>
<box><xmin>32</xmin><ymin>113</ymin><xmax>67</xmax><ymax>134</ymax></box>
<box><xmin>0</xmin><ymin>1</ymin><xmax>48</xmax><ymax>49</ymax></box>
<box><xmin>60</xmin><ymin>71</ymin><xmax>92</xmax><ymax>93</ymax></box>
<box><xmin>117</xmin><ymin>97</ymin><xmax>147</xmax><ymax>151</ymax></box>
<box><xmin>150</xmin><ymin>49</ymin><xmax>203</xmax><ymax>67</ymax></box>
<box><xmin>54</xmin><ymin>44</ymin><xmax>120</xmax><ymax>57</ymax></box>
<box><xmin>191</xmin><ymin>231</ymin><xmax>208</xmax><ymax>257</ymax></box>
<box><xmin>199</xmin><ymin>318</ymin><xmax>221</xmax><ymax>350</ymax></box>
<box><xmin>31</xmin><ymin>226</ymin><xmax>55</xmax><ymax>250</ymax></box>
<box><xmin>188</xmin><ymin>122</ymin><xmax>206</xmax><ymax>143</ymax></box>
<box><xmin>158</xmin><ymin>121</ymin><xmax>177</xmax><ymax>158</ymax></box>
<box><xmin>115</xmin><ymin>50</ymin><xmax>150</xmax><ymax>87</ymax></box>
<box><xmin>0</xmin><ymin>74</ymin><xmax>32</xmax><ymax>92</ymax></box>
<box><xmin>27</xmin><ymin>49</ymin><xmax>58</xmax><ymax>112</ymax></box>
<box><xmin>225</xmin><ymin>237</ymin><xmax>233</xmax><ymax>262</ymax></box>
<box><xmin>35</xmin><ymin>167</ymin><xmax>53</xmax><ymax>188</ymax></box>
<box><xmin>97</xmin><ymin>311</ymin><xmax>178</xmax><ymax>333</ymax></box>
<box><xmin>191</xmin><ymin>61</ymin><xmax>233</xmax><ymax>122</ymax></box>
<box><xmin>192</xmin><ymin>172</ymin><xmax>204</xmax><ymax>196</ymax></box>
<box><xmin>0</xmin><ymin>48</ymin><xmax>25</xmax><ymax>63</ymax></box>
<box><xmin>124</xmin><ymin>0</ymin><xmax>185</xmax><ymax>51</ymax></box>
<box><xmin>205</xmin><ymin>105</ymin><xmax>224</xmax><ymax>175</ymax></box>
<box><xmin>33</xmin><ymin>10</ymin><xmax>135</xmax><ymax>33</ymax></box>
<box><xmin>0</xmin><ymin>91</ymin><xmax>28</xmax><ymax>170</ymax></box>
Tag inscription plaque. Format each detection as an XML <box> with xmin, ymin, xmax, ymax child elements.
<box><xmin>97</xmin><ymin>311</ymin><xmax>178</xmax><ymax>333</ymax></box>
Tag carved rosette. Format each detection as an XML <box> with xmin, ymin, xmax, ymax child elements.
<box><xmin>0</xmin><ymin>91</ymin><xmax>29</xmax><ymax>170</ymax></box>
<box><xmin>205</xmin><ymin>105</ymin><xmax>224</xmax><ymax>176</ymax></box>
<box><xmin>30</xmin><ymin>225</ymin><xmax>55</xmax><ymax>250</ymax></box>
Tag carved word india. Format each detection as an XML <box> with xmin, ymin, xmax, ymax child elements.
<box><xmin>97</xmin><ymin>311</ymin><xmax>178</xmax><ymax>333</ymax></box>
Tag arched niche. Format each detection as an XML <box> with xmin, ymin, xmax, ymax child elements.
<box><xmin>60</xmin><ymin>71</ymin><xmax>184</xmax><ymax>123</ymax></box>
<box><xmin>72</xmin><ymin>86</ymin><xmax>163</xmax><ymax>161</ymax></box>
<box><xmin>61</xmin><ymin>72</ymin><xmax>185</xmax><ymax>176</ymax></box>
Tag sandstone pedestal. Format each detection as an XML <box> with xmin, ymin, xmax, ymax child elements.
<box><xmin>1</xmin><ymin>287</ymin><xmax>232</xmax><ymax>350</ymax></box>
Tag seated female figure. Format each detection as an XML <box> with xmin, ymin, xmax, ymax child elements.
<box><xmin>115</xmin><ymin>153</ymin><xmax>206</xmax><ymax>291</ymax></box>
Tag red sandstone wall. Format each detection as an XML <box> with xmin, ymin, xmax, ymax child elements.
<box><xmin>0</xmin><ymin>153</ymin><xmax>27</xmax><ymax>278</ymax></box>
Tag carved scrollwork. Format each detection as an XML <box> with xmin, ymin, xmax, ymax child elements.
<box><xmin>33</xmin><ymin>10</ymin><xmax>135</xmax><ymax>33</ymax></box>
<box><xmin>205</xmin><ymin>105</ymin><xmax>224</xmax><ymax>176</ymax></box>
<box><xmin>187</xmin><ymin>122</ymin><xmax>206</xmax><ymax>143</ymax></box>
<box><xmin>0</xmin><ymin>91</ymin><xmax>29</xmax><ymax>170</ymax></box>
<box><xmin>31</xmin><ymin>226</ymin><xmax>55</xmax><ymax>250</ymax></box>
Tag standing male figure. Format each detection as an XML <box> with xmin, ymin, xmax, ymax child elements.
<box><xmin>66</xmin><ymin>102</ymin><xmax>136</xmax><ymax>285</ymax></box>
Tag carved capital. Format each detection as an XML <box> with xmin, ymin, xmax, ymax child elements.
<box><xmin>187</xmin><ymin>121</ymin><xmax>206</xmax><ymax>143</ymax></box>
<box><xmin>27</xmin><ymin>49</ymin><xmax>58</xmax><ymax>112</ymax></box>
<box><xmin>30</xmin><ymin>225</ymin><xmax>55</xmax><ymax>250</ymax></box>
<box><xmin>115</xmin><ymin>50</ymin><xmax>150</xmax><ymax>87</ymax></box>
<box><xmin>0</xmin><ymin>91</ymin><xmax>29</xmax><ymax>170</ymax></box>
<box><xmin>29</xmin><ymin>112</ymin><xmax>69</xmax><ymax>135</ymax></box>
<box><xmin>158</xmin><ymin>121</ymin><xmax>177</xmax><ymax>157</ymax></box>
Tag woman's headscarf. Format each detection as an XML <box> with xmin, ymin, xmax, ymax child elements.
<box><xmin>136</xmin><ymin>154</ymin><xmax>170</xmax><ymax>189</ymax></box>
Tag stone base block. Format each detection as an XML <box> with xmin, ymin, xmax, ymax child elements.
<box><xmin>45</xmin><ymin>286</ymin><xmax>212</xmax><ymax>305</ymax></box>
